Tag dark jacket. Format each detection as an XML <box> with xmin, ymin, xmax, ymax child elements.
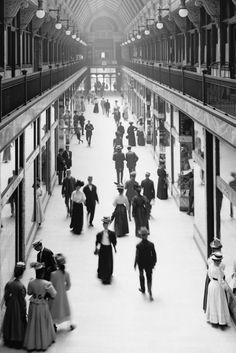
<box><xmin>37</xmin><ymin>247</ymin><xmax>57</xmax><ymax>280</ymax></box>
<box><xmin>83</xmin><ymin>184</ymin><xmax>99</xmax><ymax>208</ymax></box>
<box><xmin>125</xmin><ymin>151</ymin><xmax>139</xmax><ymax>168</ymax></box>
<box><xmin>104</xmin><ymin>101</ymin><xmax>110</xmax><ymax>110</ymax></box>
<box><xmin>141</xmin><ymin>178</ymin><xmax>155</xmax><ymax>201</ymax></box>
<box><xmin>95</xmin><ymin>230</ymin><xmax>117</xmax><ymax>250</ymax></box>
<box><xmin>62</xmin><ymin>150</ymin><xmax>72</xmax><ymax>169</ymax></box>
<box><xmin>135</xmin><ymin>240</ymin><xmax>157</xmax><ymax>269</ymax></box>
<box><xmin>113</xmin><ymin>151</ymin><xmax>125</xmax><ymax>169</ymax></box>
<box><xmin>57</xmin><ymin>154</ymin><xmax>66</xmax><ymax>172</ymax></box>
<box><xmin>85</xmin><ymin>123</ymin><xmax>94</xmax><ymax>136</ymax></box>
<box><xmin>62</xmin><ymin>176</ymin><xmax>76</xmax><ymax>198</ymax></box>
<box><xmin>78</xmin><ymin>114</ymin><xmax>85</xmax><ymax>126</ymax></box>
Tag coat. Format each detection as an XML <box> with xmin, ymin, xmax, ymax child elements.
<box><xmin>125</xmin><ymin>151</ymin><xmax>139</xmax><ymax>169</ymax></box>
<box><xmin>141</xmin><ymin>178</ymin><xmax>155</xmax><ymax>201</ymax></box>
<box><xmin>135</xmin><ymin>239</ymin><xmax>157</xmax><ymax>270</ymax></box>
<box><xmin>37</xmin><ymin>247</ymin><xmax>57</xmax><ymax>280</ymax></box>
<box><xmin>57</xmin><ymin>154</ymin><xmax>66</xmax><ymax>172</ymax></box>
<box><xmin>61</xmin><ymin>177</ymin><xmax>76</xmax><ymax>198</ymax></box>
<box><xmin>85</xmin><ymin>123</ymin><xmax>94</xmax><ymax>136</ymax></box>
<box><xmin>62</xmin><ymin>150</ymin><xmax>72</xmax><ymax>169</ymax></box>
<box><xmin>83</xmin><ymin>184</ymin><xmax>99</xmax><ymax>210</ymax></box>
<box><xmin>113</xmin><ymin>151</ymin><xmax>125</xmax><ymax>169</ymax></box>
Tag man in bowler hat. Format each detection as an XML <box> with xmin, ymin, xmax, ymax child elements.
<box><xmin>33</xmin><ymin>240</ymin><xmax>56</xmax><ymax>280</ymax></box>
<box><xmin>141</xmin><ymin>172</ymin><xmax>155</xmax><ymax>219</ymax></box>
<box><xmin>134</xmin><ymin>227</ymin><xmax>157</xmax><ymax>301</ymax></box>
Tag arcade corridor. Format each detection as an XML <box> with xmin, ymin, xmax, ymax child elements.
<box><xmin>1</xmin><ymin>97</ymin><xmax>235</xmax><ymax>353</ymax></box>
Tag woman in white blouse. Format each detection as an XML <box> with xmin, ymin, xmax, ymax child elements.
<box><xmin>70</xmin><ymin>180</ymin><xmax>85</xmax><ymax>234</ymax></box>
<box><xmin>111</xmin><ymin>184</ymin><xmax>129</xmax><ymax>237</ymax></box>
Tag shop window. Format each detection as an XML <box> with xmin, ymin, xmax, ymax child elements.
<box><xmin>25</xmin><ymin>162</ymin><xmax>34</xmax><ymax>237</ymax></box>
<box><xmin>41</xmin><ymin>111</ymin><xmax>47</xmax><ymax>137</ymax></box>
<box><xmin>25</xmin><ymin>124</ymin><xmax>34</xmax><ymax>160</ymax></box>
<box><xmin>0</xmin><ymin>143</ymin><xmax>16</xmax><ymax>192</ymax></box>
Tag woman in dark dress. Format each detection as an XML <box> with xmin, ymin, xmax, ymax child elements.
<box><xmin>94</xmin><ymin>217</ymin><xmax>117</xmax><ymax>284</ymax></box>
<box><xmin>113</xmin><ymin>131</ymin><xmax>123</xmax><ymax>151</ymax></box>
<box><xmin>157</xmin><ymin>163</ymin><xmax>168</xmax><ymax>200</ymax></box>
<box><xmin>137</xmin><ymin>122</ymin><xmax>145</xmax><ymax>146</ymax></box>
<box><xmin>111</xmin><ymin>185</ymin><xmax>129</xmax><ymax>237</ymax></box>
<box><xmin>132</xmin><ymin>184</ymin><xmax>149</xmax><ymax>237</ymax></box>
<box><xmin>93</xmin><ymin>97</ymin><xmax>99</xmax><ymax>113</ymax></box>
<box><xmin>127</xmin><ymin>122</ymin><xmax>137</xmax><ymax>146</ymax></box>
<box><xmin>2</xmin><ymin>262</ymin><xmax>27</xmax><ymax>349</ymax></box>
<box><xmin>70</xmin><ymin>180</ymin><xmax>85</xmax><ymax>234</ymax></box>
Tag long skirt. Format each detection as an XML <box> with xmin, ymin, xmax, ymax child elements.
<box><xmin>157</xmin><ymin>178</ymin><xmax>168</xmax><ymax>200</ymax></box>
<box><xmin>24</xmin><ymin>301</ymin><xmax>56</xmax><ymax>351</ymax></box>
<box><xmin>134</xmin><ymin>212</ymin><xmax>149</xmax><ymax>237</ymax></box>
<box><xmin>137</xmin><ymin>131</ymin><xmax>145</xmax><ymax>146</ymax></box>
<box><xmin>206</xmin><ymin>279</ymin><xmax>231</xmax><ymax>325</ymax></box>
<box><xmin>93</xmin><ymin>103</ymin><xmax>99</xmax><ymax>113</ymax></box>
<box><xmin>70</xmin><ymin>202</ymin><xmax>83</xmax><ymax>234</ymax></box>
<box><xmin>128</xmin><ymin>133</ymin><xmax>136</xmax><ymax>147</ymax></box>
<box><xmin>97</xmin><ymin>245</ymin><xmax>113</xmax><ymax>284</ymax></box>
<box><xmin>112</xmin><ymin>204</ymin><xmax>129</xmax><ymax>237</ymax></box>
<box><xmin>2</xmin><ymin>298</ymin><xmax>27</xmax><ymax>348</ymax></box>
<box><xmin>203</xmin><ymin>273</ymin><xmax>210</xmax><ymax>312</ymax></box>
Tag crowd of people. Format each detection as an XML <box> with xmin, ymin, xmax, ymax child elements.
<box><xmin>2</xmin><ymin>92</ymin><xmax>236</xmax><ymax>351</ymax></box>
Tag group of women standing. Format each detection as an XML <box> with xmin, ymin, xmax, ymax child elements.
<box><xmin>2</xmin><ymin>254</ymin><xmax>74</xmax><ymax>351</ymax></box>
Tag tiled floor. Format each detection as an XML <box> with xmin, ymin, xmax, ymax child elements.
<box><xmin>1</xmin><ymin>94</ymin><xmax>236</xmax><ymax>353</ymax></box>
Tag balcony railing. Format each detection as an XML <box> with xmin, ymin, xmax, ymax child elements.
<box><xmin>0</xmin><ymin>60</ymin><xmax>87</xmax><ymax>122</ymax></box>
<box><xmin>123</xmin><ymin>61</ymin><xmax>236</xmax><ymax>118</ymax></box>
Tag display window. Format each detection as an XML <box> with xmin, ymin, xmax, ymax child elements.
<box><xmin>0</xmin><ymin>142</ymin><xmax>16</xmax><ymax>192</ymax></box>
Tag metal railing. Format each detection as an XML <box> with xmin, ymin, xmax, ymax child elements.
<box><xmin>123</xmin><ymin>61</ymin><xmax>236</xmax><ymax>118</ymax></box>
<box><xmin>0</xmin><ymin>61</ymin><xmax>87</xmax><ymax>122</ymax></box>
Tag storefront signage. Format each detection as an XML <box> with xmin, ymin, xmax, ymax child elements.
<box><xmin>217</xmin><ymin>176</ymin><xmax>236</xmax><ymax>206</ymax></box>
<box><xmin>179</xmin><ymin>136</ymin><xmax>193</xmax><ymax>143</ymax></box>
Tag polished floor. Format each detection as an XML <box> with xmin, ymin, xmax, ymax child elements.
<box><xmin>1</xmin><ymin>95</ymin><xmax>236</xmax><ymax>353</ymax></box>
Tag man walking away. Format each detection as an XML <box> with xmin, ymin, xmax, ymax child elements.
<box><xmin>104</xmin><ymin>99</ymin><xmax>110</xmax><ymax>117</ymax></box>
<box><xmin>78</xmin><ymin>113</ymin><xmax>85</xmax><ymax>136</ymax></box>
<box><xmin>57</xmin><ymin>148</ymin><xmax>66</xmax><ymax>185</ymax></box>
<box><xmin>112</xmin><ymin>146</ymin><xmax>125</xmax><ymax>184</ymax></box>
<box><xmin>141</xmin><ymin>172</ymin><xmax>155</xmax><ymax>219</ymax></box>
<box><xmin>134</xmin><ymin>227</ymin><xmax>157</xmax><ymax>301</ymax></box>
<box><xmin>126</xmin><ymin>146</ymin><xmax>139</xmax><ymax>174</ymax></box>
<box><xmin>83</xmin><ymin>176</ymin><xmax>99</xmax><ymax>227</ymax></box>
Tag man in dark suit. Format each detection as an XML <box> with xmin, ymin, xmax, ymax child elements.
<box><xmin>33</xmin><ymin>240</ymin><xmax>56</xmax><ymax>280</ymax></box>
<box><xmin>113</xmin><ymin>145</ymin><xmax>126</xmax><ymax>184</ymax></box>
<box><xmin>94</xmin><ymin>217</ymin><xmax>117</xmax><ymax>284</ymax></box>
<box><xmin>62</xmin><ymin>169</ymin><xmax>76</xmax><ymax>216</ymax></box>
<box><xmin>134</xmin><ymin>227</ymin><xmax>157</xmax><ymax>301</ymax></box>
<box><xmin>125</xmin><ymin>146</ymin><xmax>139</xmax><ymax>174</ymax></box>
<box><xmin>104</xmin><ymin>99</ymin><xmax>110</xmax><ymax>117</ymax></box>
<box><xmin>62</xmin><ymin>144</ymin><xmax>72</xmax><ymax>170</ymax></box>
<box><xmin>85</xmin><ymin>120</ymin><xmax>94</xmax><ymax>146</ymax></box>
<box><xmin>141</xmin><ymin>172</ymin><xmax>155</xmax><ymax>219</ymax></box>
<box><xmin>57</xmin><ymin>148</ymin><xmax>66</xmax><ymax>185</ymax></box>
<box><xmin>78</xmin><ymin>113</ymin><xmax>85</xmax><ymax>135</ymax></box>
<box><xmin>83</xmin><ymin>176</ymin><xmax>99</xmax><ymax>227</ymax></box>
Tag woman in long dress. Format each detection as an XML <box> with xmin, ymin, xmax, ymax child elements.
<box><xmin>127</xmin><ymin>122</ymin><xmax>137</xmax><ymax>146</ymax></box>
<box><xmin>206</xmin><ymin>252</ymin><xmax>231</xmax><ymax>327</ymax></box>
<box><xmin>137</xmin><ymin>121</ymin><xmax>145</xmax><ymax>146</ymax></box>
<box><xmin>24</xmin><ymin>262</ymin><xmax>57</xmax><ymax>351</ymax></box>
<box><xmin>111</xmin><ymin>185</ymin><xmax>129</xmax><ymax>237</ymax></box>
<box><xmin>132</xmin><ymin>184</ymin><xmax>149</xmax><ymax>237</ymax></box>
<box><xmin>93</xmin><ymin>97</ymin><xmax>99</xmax><ymax>113</ymax></box>
<box><xmin>35</xmin><ymin>181</ymin><xmax>45</xmax><ymax>225</ymax></box>
<box><xmin>49</xmin><ymin>254</ymin><xmax>75</xmax><ymax>331</ymax></box>
<box><xmin>203</xmin><ymin>238</ymin><xmax>223</xmax><ymax>312</ymax></box>
<box><xmin>70</xmin><ymin>180</ymin><xmax>85</xmax><ymax>234</ymax></box>
<box><xmin>157</xmin><ymin>163</ymin><xmax>168</xmax><ymax>200</ymax></box>
<box><xmin>2</xmin><ymin>262</ymin><xmax>27</xmax><ymax>349</ymax></box>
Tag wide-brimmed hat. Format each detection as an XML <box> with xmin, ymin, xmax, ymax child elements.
<box><xmin>210</xmin><ymin>238</ymin><xmax>222</xmax><ymax>249</ymax></box>
<box><xmin>75</xmin><ymin>180</ymin><xmax>84</xmax><ymax>187</ymax></box>
<box><xmin>138</xmin><ymin>227</ymin><xmax>149</xmax><ymax>236</ymax></box>
<box><xmin>211</xmin><ymin>252</ymin><xmax>223</xmax><ymax>261</ymax></box>
<box><xmin>145</xmin><ymin>172</ymin><xmax>150</xmax><ymax>177</ymax></box>
<box><xmin>130</xmin><ymin>171</ymin><xmax>136</xmax><ymax>177</ymax></box>
<box><xmin>15</xmin><ymin>262</ymin><xmax>26</xmax><ymax>270</ymax></box>
<box><xmin>55</xmin><ymin>253</ymin><xmax>66</xmax><ymax>265</ymax></box>
<box><xmin>30</xmin><ymin>262</ymin><xmax>45</xmax><ymax>270</ymax></box>
<box><xmin>102</xmin><ymin>216</ymin><xmax>111</xmax><ymax>224</ymax></box>
<box><xmin>33</xmin><ymin>240</ymin><xmax>42</xmax><ymax>248</ymax></box>
<box><xmin>116</xmin><ymin>145</ymin><xmax>122</xmax><ymax>151</ymax></box>
<box><xmin>117</xmin><ymin>184</ymin><xmax>124</xmax><ymax>190</ymax></box>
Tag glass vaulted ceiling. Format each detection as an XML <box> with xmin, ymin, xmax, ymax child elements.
<box><xmin>67</xmin><ymin>0</ymin><xmax>148</xmax><ymax>29</ymax></box>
